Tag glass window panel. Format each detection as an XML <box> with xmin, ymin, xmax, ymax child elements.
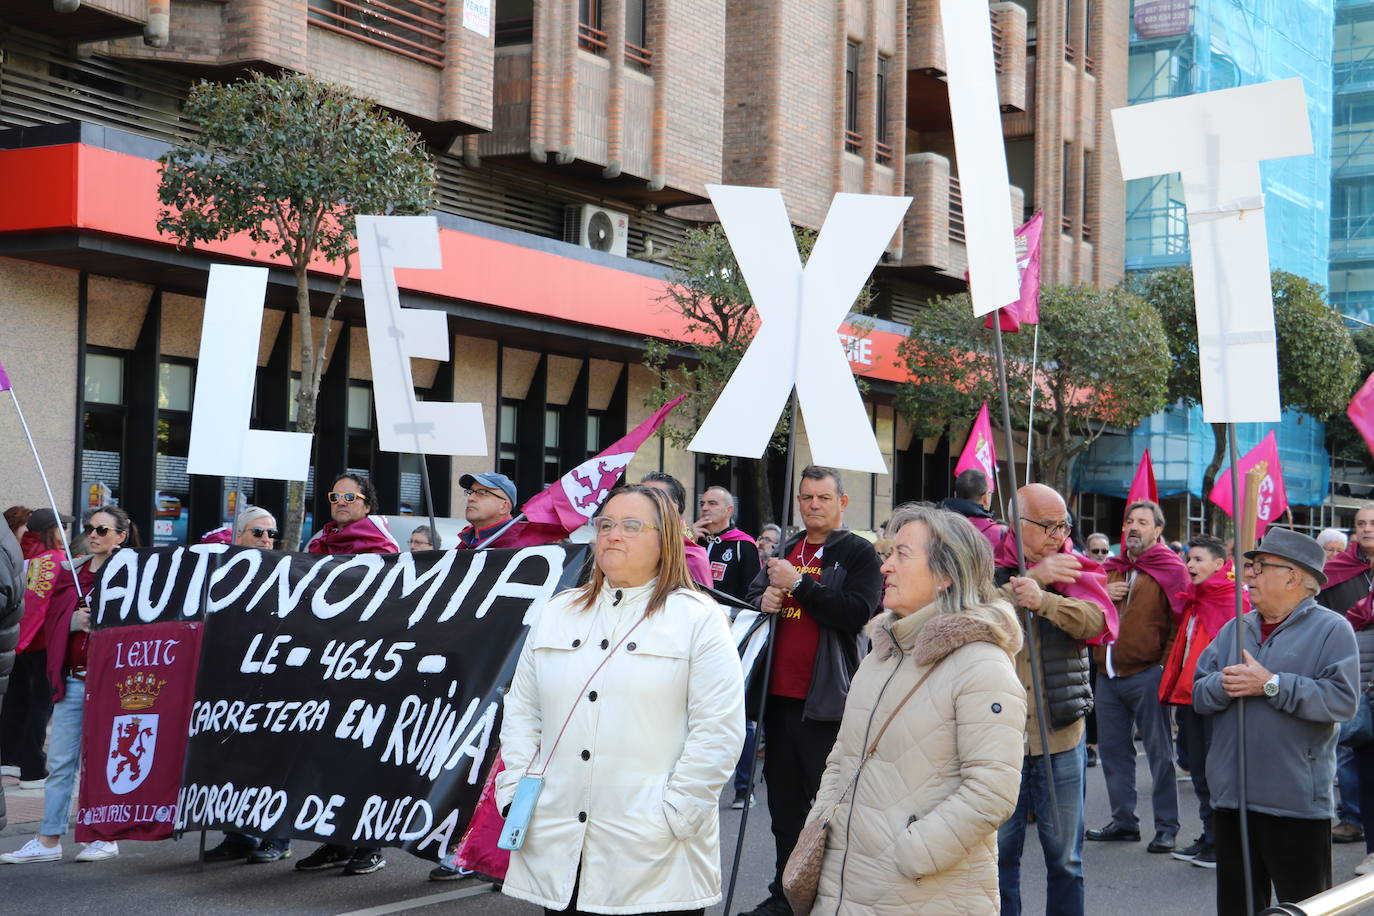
<box><xmin>544</xmin><ymin>408</ymin><xmax>560</xmax><ymax>448</ymax></box>
<box><xmin>158</xmin><ymin>362</ymin><xmax>194</xmax><ymax>412</ymax></box>
<box><xmin>154</xmin><ymin>415</ymin><xmax>192</xmax><ymax>546</ymax></box>
<box><xmin>85</xmin><ymin>353</ymin><xmax>124</xmax><ymax>405</ymax></box>
<box><xmin>500</xmin><ymin>403</ymin><xmax>518</xmax><ymax>445</ymax></box>
<box><xmin>586</xmin><ymin>413</ymin><xmax>602</xmax><ymax>455</ymax></box>
<box><xmin>347</xmin><ymin>385</ymin><xmax>373</xmax><ymax>430</ymax></box>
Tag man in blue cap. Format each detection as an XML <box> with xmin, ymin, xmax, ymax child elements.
<box><xmin>456</xmin><ymin>472</ymin><xmax>518</xmax><ymax>549</ymax></box>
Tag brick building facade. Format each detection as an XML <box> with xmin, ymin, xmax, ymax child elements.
<box><xmin>0</xmin><ymin>0</ymin><xmax>1128</xmax><ymax>545</ymax></box>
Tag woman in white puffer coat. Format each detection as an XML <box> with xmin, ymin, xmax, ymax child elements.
<box><xmin>808</xmin><ymin>503</ymin><xmax>1027</xmax><ymax>915</ymax></box>
<box><xmin>497</xmin><ymin>484</ymin><xmax>745</xmax><ymax>916</ymax></box>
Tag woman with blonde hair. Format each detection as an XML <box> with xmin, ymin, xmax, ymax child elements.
<box><xmin>497</xmin><ymin>484</ymin><xmax>745</xmax><ymax>915</ymax></box>
<box><xmin>803</xmin><ymin>503</ymin><xmax>1026</xmax><ymax>914</ymax></box>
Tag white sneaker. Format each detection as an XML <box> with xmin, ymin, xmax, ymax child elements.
<box><xmin>1356</xmin><ymin>852</ymin><xmax>1374</xmax><ymax>876</ymax></box>
<box><xmin>0</xmin><ymin>765</ymin><xmax>19</xmax><ymax>777</ymax></box>
<box><xmin>17</xmin><ymin>778</ymin><xmax>46</xmax><ymax>790</ymax></box>
<box><xmin>74</xmin><ymin>841</ymin><xmax>119</xmax><ymax>862</ymax></box>
<box><xmin>0</xmin><ymin>839</ymin><xmax>62</xmax><ymax>864</ymax></box>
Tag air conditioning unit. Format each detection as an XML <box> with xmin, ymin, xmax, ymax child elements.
<box><xmin>563</xmin><ymin>204</ymin><xmax>630</xmax><ymax>257</ymax></box>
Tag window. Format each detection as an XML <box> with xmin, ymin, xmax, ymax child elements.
<box><xmin>498</xmin><ymin>401</ymin><xmax>519</xmax><ymax>482</ymax></box>
<box><xmin>153</xmin><ymin>359</ymin><xmax>195</xmax><ymax>546</ymax></box>
<box><xmin>306</xmin><ymin>0</ymin><xmax>445</xmax><ymax>67</ymax></box>
<box><xmin>626</xmin><ymin>0</ymin><xmax>647</xmax><ymax>55</ymax></box>
<box><xmin>346</xmin><ymin>383</ymin><xmax>374</xmax><ymax>474</ymax></box>
<box><xmin>845</xmin><ymin>42</ymin><xmax>861</xmax><ymax>154</ymax></box>
<box><xmin>544</xmin><ymin>407</ymin><xmax>562</xmax><ymax>485</ymax></box>
<box><xmin>578</xmin><ymin>0</ymin><xmax>606</xmax><ymax>54</ymax></box>
<box><xmin>586</xmin><ymin>411</ymin><xmax>604</xmax><ymax>459</ymax></box>
<box><xmin>85</xmin><ymin>353</ymin><xmax>124</xmax><ymax>405</ymax></box>
<box><xmin>1082</xmin><ymin>150</ymin><xmax>1093</xmax><ymax>240</ymax></box>
<box><xmin>876</xmin><ymin>55</ymin><xmax>891</xmax><ymax>164</ymax></box>
<box><xmin>82</xmin><ymin>349</ymin><xmax>126</xmax><ymax>510</ymax></box>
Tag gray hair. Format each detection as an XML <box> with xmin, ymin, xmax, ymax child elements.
<box><xmin>759</xmin><ymin>523</ymin><xmax>782</xmax><ymax>539</ymax></box>
<box><xmin>800</xmin><ymin>465</ymin><xmax>844</xmax><ymax>497</ymax></box>
<box><xmin>704</xmin><ymin>485</ymin><xmax>735</xmax><ymax>508</ymax></box>
<box><xmin>235</xmin><ymin>505</ymin><xmax>274</xmax><ymax>537</ymax></box>
<box><xmin>885</xmin><ymin>502</ymin><xmax>1020</xmax><ymax>654</ymax></box>
<box><xmin>1317</xmin><ymin>528</ymin><xmax>1348</xmax><ymax>548</ymax></box>
<box><xmin>1086</xmin><ymin>532</ymin><xmax>1111</xmax><ymax>547</ymax></box>
<box><xmin>1300</xmin><ymin>571</ymin><xmax>1322</xmax><ymax>597</ymax></box>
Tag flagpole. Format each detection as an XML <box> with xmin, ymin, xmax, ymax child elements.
<box><xmin>991</xmin><ymin>320</ymin><xmax>1060</xmax><ymax>834</ymax></box>
<box><xmin>1025</xmin><ymin>323</ymin><xmax>1040</xmax><ymax>474</ymax></box>
<box><xmin>6</xmin><ymin>386</ymin><xmax>83</xmax><ymax>595</ymax></box>
<box><xmin>1226</xmin><ymin>422</ymin><xmax>1256</xmax><ymax>916</ymax></box>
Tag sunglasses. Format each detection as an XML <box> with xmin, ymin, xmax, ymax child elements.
<box><xmin>1088</xmin><ymin>548</ymin><xmax>1110</xmax><ymax>556</ymax></box>
<box><xmin>249</xmin><ymin>527</ymin><xmax>279</xmax><ymax>540</ymax></box>
<box><xmin>83</xmin><ymin>524</ymin><xmax>121</xmax><ymax>537</ymax></box>
<box><xmin>328</xmin><ymin>491</ymin><xmax>367</xmax><ymax>504</ymax></box>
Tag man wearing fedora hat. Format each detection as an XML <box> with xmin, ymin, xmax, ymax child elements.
<box><xmin>1193</xmin><ymin>527</ymin><xmax>1359</xmax><ymax>915</ymax></box>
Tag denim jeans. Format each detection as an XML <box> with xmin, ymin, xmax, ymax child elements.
<box><xmin>41</xmin><ymin>677</ymin><xmax>85</xmax><ymax>837</ymax></box>
<box><xmin>732</xmin><ymin>721</ymin><xmax>757</xmax><ymax>794</ymax></box>
<box><xmin>998</xmin><ymin>740</ymin><xmax>1087</xmax><ymax>916</ymax></box>
<box><xmin>1338</xmin><ymin>744</ymin><xmax>1361</xmax><ymax>826</ymax></box>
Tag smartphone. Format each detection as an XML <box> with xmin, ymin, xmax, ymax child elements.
<box><xmin>497</xmin><ymin>775</ymin><xmax>544</xmax><ymax>851</ymax></box>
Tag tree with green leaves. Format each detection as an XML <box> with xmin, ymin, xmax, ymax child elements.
<box><xmin>896</xmin><ymin>284</ymin><xmax>1171</xmax><ymax>495</ymax></box>
<box><xmin>1326</xmin><ymin>326</ymin><xmax>1374</xmax><ymax>474</ymax></box>
<box><xmin>1132</xmin><ymin>266</ymin><xmax>1359</xmax><ymax>531</ymax></box>
<box><xmin>157</xmin><ymin>73</ymin><xmax>436</xmax><ymax>549</ymax></box>
<box><xmin>642</xmin><ymin>224</ymin><xmax>872</xmax><ymax>527</ymax></box>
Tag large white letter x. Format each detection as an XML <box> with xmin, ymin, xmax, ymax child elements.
<box><xmin>686</xmin><ymin>186</ymin><xmax>910</xmax><ymax>474</ymax></box>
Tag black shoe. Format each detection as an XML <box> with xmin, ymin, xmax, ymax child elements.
<box><xmin>1172</xmin><ymin>837</ymin><xmax>1206</xmax><ymax>861</ymax></box>
<box><xmin>1086</xmin><ymin>746</ymin><xmax>1099</xmax><ymax>768</ymax></box>
<box><xmin>1085</xmin><ymin>823</ymin><xmax>1141</xmax><ymax>842</ymax></box>
<box><xmin>203</xmin><ymin>838</ymin><xmax>256</xmax><ymax>863</ymax></box>
<box><xmin>295</xmin><ymin>844</ymin><xmax>351</xmax><ymax>872</ymax></box>
<box><xmin>247</xmin><ymin>841</ymin><xmax>292</xmax><ymax>864</ymax></box>
<box><xmin>737</xmin><ymin>897</ymin><xmax>794</xmax><ymax>916</ymax></box>
<box><xmin>1147</xmin><ymin>831</ymin><xmax>1177</xmax><ymax>853</ymax></box>
<box><xmin>1191</xmin><ymin>845</ymin><xmax>1217</xmax><ymax>869</ymax></box>
<box><xmin>429</xmin><ymin>854</ymin><xmax>474</xmax><ymax>881</ymax></box>
<box><xmin>343</xmin><ymin>849</ymin><xmax>386</xmax><ymax>876</ymax></box>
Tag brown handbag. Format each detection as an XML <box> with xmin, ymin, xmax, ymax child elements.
<box><xmin>781</xmin><ymin>657</ymin><xmax>945</xmax><ymax>916</ymax></box>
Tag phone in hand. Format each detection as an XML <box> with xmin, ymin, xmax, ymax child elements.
<box><xmin>497</xmin><ymin>775</ymin><xmax>544</xmax><ymax>851</ymax></box>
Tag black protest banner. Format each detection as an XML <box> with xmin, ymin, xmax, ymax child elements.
<box><xmin>88</xmin><ymin>543</ymin><xmax>587</xmax><ymax>860</ymax></box>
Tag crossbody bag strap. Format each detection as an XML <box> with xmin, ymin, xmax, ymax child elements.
<box><xmin>831</xmin><ymin>655</ymin><xmax>947</xmax><ymax>812</ymax></box>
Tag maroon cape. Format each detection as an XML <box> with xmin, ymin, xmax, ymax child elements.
<box><xmin>1324</xmin><ymin>540</ymin><xmax>1372</xmax><ymax>589</ymax></box>
<box><xmin>994</xmin><ymin>532</ymin><xmax>1118</xmax><ymax>646</ymax></box>
<box><xmin>1182</xmin><ymin>559</ymin><xmax>1248</xmax><ymax>642</ymax></box>
<box><xmin>43</xmin><ymin>555</ymin><xmax>97</xmax><ymax>702</ymax></box>
<box><xmin>306</xmin><ymin>516</ymin><xmax>400</xmax><ymax>555</ymax></box>
<box><xmin>1102</xmin><ymin>542</ymin><xmax>1191</xmax><ymax>619</ymax></box>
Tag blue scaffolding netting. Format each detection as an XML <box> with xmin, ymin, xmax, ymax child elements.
<box><xmin>1081</xmin><ymin>0</ymin><xmax>1337</xmax><ymax>502</ymax></box>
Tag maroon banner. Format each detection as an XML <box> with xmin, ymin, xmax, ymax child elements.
<box><xmin>75</xmin><ymin>620</ymin><xmax>203</xmax><ymax>842</ymax></box>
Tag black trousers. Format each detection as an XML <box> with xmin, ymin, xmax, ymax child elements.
<box><xmin>1213</xmin><ymin>808</ymin><xmax>1331</xmax><ymax>915</ymax></box>
<box><xmin>543</xmin><ymin>868</ymin><xmax>704</xmax><ymax>916</ymax></box>
<box><xmin>762</xmin><ymin>695</ymin><xmax>841</xmax><ymax>899</ymax></box>
<box><xmin>0</xmin><ymin>650</ymin><xmax>51</xmax><ymax>779</ymax></box>
<box><xmin>1175</xmin><ymin>706</ymin><xmax>1213</xmax><ymax>844</ymax></box>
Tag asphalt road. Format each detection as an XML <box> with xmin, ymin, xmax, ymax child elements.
<box><xmin>3</xmin><ymin>748</ymin><xmax>1372</xmax><ymax>915</ymax></box>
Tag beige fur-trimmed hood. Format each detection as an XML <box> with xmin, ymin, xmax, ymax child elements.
<box><xmin>867</xmin><ymin>601</ymin><xmax>1023</xmax><ymax>666</ymax></box>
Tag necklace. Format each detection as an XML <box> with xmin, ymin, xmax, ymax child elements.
<box><xmin>797</xmin><ymin>539</ymin><xmax>823</xmax><ymax>572</ymax></box>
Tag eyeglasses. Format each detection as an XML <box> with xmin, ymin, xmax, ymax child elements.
<box><xmin>464</xmin><ymin>487</ymin><xmax>505</xmax><ymax>500</ymax></box>
<box><xmin>83</xmin><ymin>524</ymin><xmax>121</xmax><ymax>537</ymax></box>
<box><xmin>591</xmin><ymin>517</ymin><xmax>660</xmax><ymax>538</ymax></box>
<box><xmin>1244</xmin><ymin>559</ymin><xmax>1296</xmax><ymax>575</ymax></box>
<box><xmin>249</xmin><ymin>527</ymin><xmax>279</xmax><ymax>540</ymax></box>
<box><xmin>1020</xmin><ymin>518</ymin><xmax>1072</xmax><ymax>537</ymax></box>
<box><xmin>328</xmin><ymin>491</ymin><xmax>367</xmax><ymax>504</ymax></box>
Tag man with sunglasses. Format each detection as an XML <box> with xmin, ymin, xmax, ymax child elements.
<box><xmin>1194</xmin><ymin>528</ymin><xmax>1358</xmax><ymax>915</ymax></box>
<box><xmin>1087</xmin><ymin>500</ymin><xmax>1190</xmax><ymax>854</ymax></box>
<box><xmin>298</xmin><ymin>473</ymin><xmax>395</xmax><ymax>876</ymax></box>
<box><xmin>304</xmin><ymin>472</ymin><xmax>399</xmax><ymax>557</ymax></box>
<box><xmin>993</xmin><ymin>483</ymin><xmax>1115</xmax><ymax>916</ymax></box>
<box><xmin>1086</xmin><ymin>533</ymin><xmax>1113</xmax><ymax>561</ymax></box>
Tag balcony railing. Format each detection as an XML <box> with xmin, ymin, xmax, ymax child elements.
<box><xmin>949</xmin><ymin>176</ymin><xmax>966</xmax><ymax>243</ymax></box>
<box><xmin>876</xmin><ymin>140</ymin><xmax>893</xmax><ymax>165</ymax></box>
<box><xmin>308</xmin><ymin>0</ymin><xmax>445</xmax><ymax>66</ymax></box>
<box><xmin>844</xmin><ymin>129</ymin><xmax>862</xmax><ymax>154</ymax></box>
<box><xmin>578</xmin><ymin>22</ymin><xmax>655</xmax><ymax>68</ymax></box>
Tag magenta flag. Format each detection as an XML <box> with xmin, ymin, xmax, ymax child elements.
<box><xmin>984</xmin><ymin>211</ymin><xmax>1045</xmax><ymax>332</ymax></box>
<box><xmin>522</xmin><ymin>394</ymin><xmax>687</xmax><ymax>533</ymax></box>
<box><xmin>1127</xmin><ymin>449</ymin><xmax>1159</xmax><ymax>505</ymax></box>
<box><xmin>0</xmin><ymin>357</ymin><xmax>10</xmax><ymax>392</ymax></box>
<box><xmin>953</xmin><ymin>402</ymin><xmax>998</xmax><ymax>492</ymax></box>
<box><xmin>1208</xmin><ymin>431</ymin><xmax>1288</xmax><ymax>539</ymax></box>
<box><xmin>1349</xmin><ymin>370</ymin><xmax>1374</xmax><ymax>461</ymax></box>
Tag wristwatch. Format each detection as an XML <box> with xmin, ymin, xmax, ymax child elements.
<box><xmin>790</xmin><ymin>575</ymin><xmax>804</xmax><ymax>592</ymax></box>
<box><xmin>1263</xmin><ymin>674</ymin><xmax>1280</xmax><ymax>698</ymax></box>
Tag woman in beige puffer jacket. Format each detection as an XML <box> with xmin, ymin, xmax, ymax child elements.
<box><xmin>806</xmin><ymin>503</ymin><xmax>1027</xmax><ymax>915</ymax></box>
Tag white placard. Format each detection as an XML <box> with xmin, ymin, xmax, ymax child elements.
<box><xmin>357</xmin><ymin>215</ymin><xmax>488</xmax><ymax>457</ymax></box>
<box><xmin>686</xmin><ymin>186</ymin><xmax>910</xmax><ymax>474</ymax></box>
<box><xmin>186</xmin><ymin>265</ymin><xmax>312</xmax><ymax>481</ymax></box>
<box><xmin>1112</xmin><ymin>78</ymin><xmax>1312</xmax><ymax>423</ymax></box>
<box><xmin>463</xmin><ymin>0</ymin><xmax>491</xmax><ymax>36</ymax></box>
<box><xmin>939</xmin><ymin>0</ymin><xmax>1021</xmax><ymax>317</ymax></box>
